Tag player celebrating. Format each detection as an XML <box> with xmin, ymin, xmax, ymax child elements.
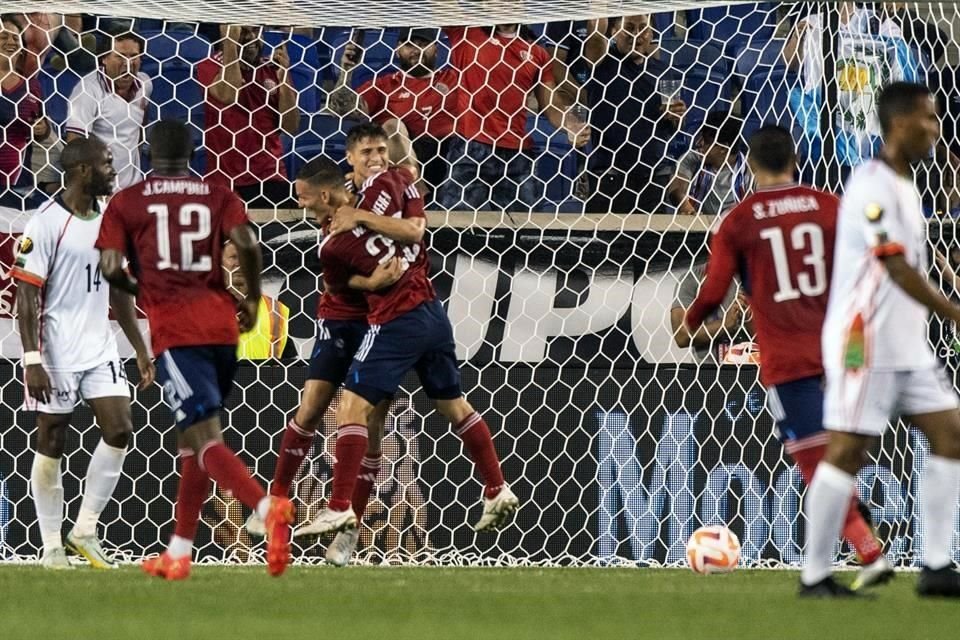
<box><xmin>245</xmin><ymin>124</ymin><xmax>417</xmax><ymax>563</ymax></box>
<box><xmin>298</xmin><ymin>157</ymin><xmax>518</xmax><ymax>539</ymax></box>
<box><xmin>685</xmin><ymin>125</ymin><xmax>891</xmax><ymax>593</ymax></box>
<box><xmin>12</xmin><ymin>137</ymin><xmax>154</xmax><ymax>569</ymax></box>
<box><xmin>96</xmin><ymin>119</ymin><xmax>294</xmax><ymax>580</ymax></box>
<box><xmin>804</xmin><ymin>82</ymin><xmax>960</xmax><ymax>598</ymax></box>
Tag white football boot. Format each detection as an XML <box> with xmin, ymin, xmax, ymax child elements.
<box><xmin>65</xmin><ymin>530</ymin><xmax>117</xmax><ymax>569</ymax></box>
<box><xmin>244</xmin><ymin>511</ymin><xmax>266</xmax><ymax>538</ymax></box>
<box><xmin>294</xmin><ymin>508</ymin><xmax>357</xmax><ymax>539</ymax></box>
<box><xmin>325</xmin><ymin>528</ymin><xmax>360</xmax><ymax>567</ymax></box>
<box><xmin>472</xmin><ymin>485</ymin><xmax>519</xmax><ymax>532</ymax></box>
<box><xmin>851</xmin><ymin>555</ymin><xmax>895</xmax><ymax>591</ymax></box>
<box><xmin>40</xmin><ymin>547</ymin><xmax>74</xmax><ymax>570</ymax></box>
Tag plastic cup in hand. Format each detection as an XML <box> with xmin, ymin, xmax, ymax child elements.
<box><xmin>659</xmin><ymin>78</ymin><xmax>682</xmax><ymax>106</ymax></box>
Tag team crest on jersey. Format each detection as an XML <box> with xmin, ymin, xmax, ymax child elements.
<box><xmin>864</xmin><ymin>203</ymin><xmax>884</xmax><ymax>222</ymax></box>
<box><xmin>17</xmin><ymin>236</ymin><xmax>33</xmax><ymax>255</ymax></box>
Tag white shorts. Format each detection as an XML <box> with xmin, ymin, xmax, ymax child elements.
<box><xmin>824</xmin><ymin>367</ymin><xmax>959</xmax><ymax>437</ymax></box>
<box><xmin>25</xmin><ymin>360</ymin><xmax>131</xmax><ymax>414</ymax></box>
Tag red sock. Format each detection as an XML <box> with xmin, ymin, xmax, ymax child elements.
<box><xmin>329</xmin><ymin>424</ymin><xmax>368</xmax><ymax>512</ymax></box>
<box><xmin>352</xmin><ymin>453</ymin><xmax>382</xmax><ymax>519</ymax></box>
<box><xmin>455</xmin><ymin>413</ymin><xmax>505</xmax><ymax>499</ymax></box>
<box><xmin>271</xmin><ymin>418</ymin><xmax>315</xmax><ymax>497</ymax></box>
<box><xmin>174</xmin><ymin>449</ymin><xmax>211</xmax><ymax>541</ymax></box>
<box><xmin>198</xmin><ymin>442</ymin><xmax>266</xmax><ymax>510</ymax></box>
<box><xmin>791</xmin><ymin>443</ymin><xmax>882</xmax><ymax>564</ymax></box>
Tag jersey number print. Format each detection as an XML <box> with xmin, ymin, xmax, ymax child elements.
<box><xmin>759</xmin><ymin>223</ymin><xmax>827</xmax><ymax>302</ymax></box>
<box><xmin>148</xmin><ymin>203</ymin><xmax>213</xmax><ymax>272</ymax></box>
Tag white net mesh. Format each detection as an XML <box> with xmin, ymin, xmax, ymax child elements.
<box><xmin>0</xmin><ymin>2</ymin><xmax>959</xmax><ymax>567</ymax></box>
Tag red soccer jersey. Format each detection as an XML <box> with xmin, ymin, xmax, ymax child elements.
<box><xmin>685</xmin><ymin>184</ymin><xmax>839</xmax><ymax>387</ymax></box>
<box><xmin>316</xmin><ymin>216</ymin><xmax>368</xmax><ymax>322</ymax></box>
<box><xmin>357</xmin><ymin>68</ymin><xmax>457</xmax><ymax>139</ymax></box>
<box><xmin>319</xmin><ymin>167</ymin><xmax>432</xmax><ymax>326</ymax></box>
<box><xmin>196</xmin><ymin>53</ymin><xmax>287</xmax><ymax>188</ymax></box>
<box><xmin>445</xmin><ymin>27</ymin><xmax>553</xmax><ymax>150</ymax></box>
<box><xmin>0</xmin><ymin>77</ymin><xmax>42</xmax><ymax>189</ymax></box>
<box><xmin>96</xmin><ymin>176</ymin><xmax>249</xmax><ymax>355</ymax></box>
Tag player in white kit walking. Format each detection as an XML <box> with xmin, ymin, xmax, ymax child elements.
<box><xmin>11</xmin><ymin>137</ymin><xmax>153</xmax><ymax>569</ymax></box>
<box><xmin>802</xmin><ymin>82</ymin><xmax>960</xmax><ymax>597</ymax></box>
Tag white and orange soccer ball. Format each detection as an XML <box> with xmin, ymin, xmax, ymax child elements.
<box><xmin>686</xmin><ymin>525</ymin><xmax>741</xmax><ymax>574</ymax></box>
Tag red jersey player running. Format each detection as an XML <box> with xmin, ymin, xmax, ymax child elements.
<box><xmin>96</xmin><ymin>120</ymin><xmax>294</xmax><ymax>580</ymax></box>
<box><xmin>685</xmin><ymin>125</ymin><xmax>891</xmax><ymax>593</ymax></box>
<box><xmin>298</xmin><ymin>157</ymin><xmax>518</xmax><ymax>538</ymax></box>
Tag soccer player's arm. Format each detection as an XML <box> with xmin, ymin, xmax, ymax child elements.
<box><xmin>684</xmin><ymin>217</ymin><xmax>741</xmax><ymax>333</ymax></box>
<box><xmin>863</xmin><ymin>193</ymin><xmax>960</xmax><ymax>323</ymax></box>
<box><xmin>12</xmin><ymin>219</ymin><xmax>54</xmax><ymax>402</ymax></box>
<box><xmin>110</xmin><ymin>287</ymin><xmax>155</xmax><ymax>388</ymax></box>
<box><xmin>348</xmin><ymin>256</ymin><xmax>404</xmax><ymax>291</ymax></box>
<box><xmin>336</xmin><ymin>177</ymin><xmax>426</xmax><ymax>244</ymax></box>
<box><xmin>97</xmin><ymin>194</ymin><xmax>140</xmax><ymax>296</ymax></box>
<box><xmin>64</xmin><ymin>77</ymin><xmax>98</xmax><ymax>142</ymax></box>
<box><xmin>222</xmin><ymin>193</ymin><xmax>263</xmax><ymax>329</ymax></box>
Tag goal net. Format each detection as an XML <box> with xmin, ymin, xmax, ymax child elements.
<box><xmin>0</xmin><ymin>1</ymin><xmax>958</xmax><ymax>568</ymax></box>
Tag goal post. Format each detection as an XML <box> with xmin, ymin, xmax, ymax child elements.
<box><xmin>1</xmin><ymin>1</ymin><xmax>959</xmax><ymax>568</ymax></box>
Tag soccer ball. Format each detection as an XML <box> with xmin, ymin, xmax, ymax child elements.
<box><xmin>686</xmin><ymin>525</ymin><xmax>741</xmax><ymax>574</ymax></box>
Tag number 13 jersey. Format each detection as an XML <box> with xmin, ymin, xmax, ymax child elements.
<box><xmin>96</xmin><ymin>176</ymin><xmax>249</xmax><ymax>355</ymax></box>
<box><xmin>10</xmin><ymin>197</ymin><xmax>118</xmax><ymax>371</ymax></box>
<box><xmin>686</xmin><ymin>183</ymin><xmax>839</xmax><ymax>386</ymax></box>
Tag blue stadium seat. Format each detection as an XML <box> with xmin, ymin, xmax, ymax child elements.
<box><xmin>141</xmin><ymin>29</ymin><xmax>211</xmax><ymax>67</ymax></box>
<box><xmin>733</xmin><ymin>38</ymin><xmax>787</xmax><ymax>78</ymax></box>
<box><xmin>686</xmin><ymin>3</ymin><xmax>777</xmax><ymax>56</ymax></box>
<box><xmin>262</xmin><ymin>31</ymin><xmax>321</xmax><ymax>114</ymax></box>
<box><xmin>739</xmin><ymin>67</ymin><xmax>798</xmax><ymax>140</ymax></box>
<box><xmin>286</xmin><ymin>113</ymin><xmax>352</xmax><ymax>180</ymax></box>
<box><xmin>526</xmin><ymin>114</ymin><xmax>583</xmax><ymax>211</ymax></box>
<box><xmin>657</xmin><ymin>38</ymin><xmax>732</xmax><ymax>151</ymax></box>
<box><xmin>38</xmin><ymin>69</ymin><xmax>81</xmax><ymax>133</ymax></box>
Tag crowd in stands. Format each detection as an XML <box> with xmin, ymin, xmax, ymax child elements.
<box><xmin>0</xmin><ymin>3</ymin><xmax>957</xmax><ymax>215</ymax></box>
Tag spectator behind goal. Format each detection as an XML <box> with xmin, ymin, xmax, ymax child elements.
<box><xmin>197</xmin><ymin>24</ymin><xmax>300</xmax><ymax>207</ymax></box>
<box><xmin>65</xmin><ymin>30</ymin><xmax>151</xmax><ymax>190</ymax></box>
<box><xmin>328</xmin><ymin>27</ymin><xmax>457</xmax><ymax>201</ymax></box>
<box><xmin>668</xmin><ymin>111</ymin><xmax>743</xmax><ymax>216</ymax></box>
<box><xmin>437</xmin><ymin>24</ymin><xmax>589</xmax><ymax>212</ymax></box>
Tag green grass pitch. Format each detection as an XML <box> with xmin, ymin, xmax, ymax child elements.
<box><xmin>0</xmin><ymin>566</ymin><xmax>955</xmax><ymax>639</ymax></box>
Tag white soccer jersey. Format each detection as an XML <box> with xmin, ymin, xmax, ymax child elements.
<box><xmin>10</xmin><ymin>197</ymin><xmax>119</xmax><ymax>371</ymax></box>
<box><xmin>822</xmin><ymin>159</ymin><xmax>935</xmax><ymax>371</ymax></box>
<box><xmin>65</xmin><ymin>69</ymin><xmax>152</xmax><ymax>190</ymax></box>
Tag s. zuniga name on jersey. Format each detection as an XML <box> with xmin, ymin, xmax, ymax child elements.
<box><xmin>750</xmin><ymin>195</ymin><xmax>822</xmax><ymax>220</ymax></box>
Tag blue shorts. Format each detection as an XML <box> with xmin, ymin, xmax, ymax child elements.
<box><xmin>157</xmin><ymin>345</ymin><xmax>237</xmax><ymax>431</ymax></box>
<box><xmin>345</xmin><ymin>299</ymin><xmax>461</xmax><ymax>405</ymax></box>
<box><xmin>308</xmin><ymin>318</ymin><xmax>369</xmax><ymax>383</ymax></box>
<box><xmin>765</xmin><ymin>375</ymin><xmax>825</xmax><ymax>445</ymax></box>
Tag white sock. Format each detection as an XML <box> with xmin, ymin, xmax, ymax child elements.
<box><xmin>30</xmin><ymin>453</ymin><xmax>64</xmax><ymax>553</ymax></box>
<box><xmin>802</xmin><ymin>463</ymin><xmax>855</xmax><ymax>586</ymax></box>
<box><xmin>922</xmin><ymin>455</ymin><xmax>960</xmax><ymax>571</ymax></box>
<box><xmin>167</xmin><ymin>535</ymin><xmax>193</xmax><ymax>560</ymax></box>
<box><xmin>73</xmin><ymin>440</ymin><xmax>127</xmax><ymax>537</ymax></box>
<box><xmin>256</xmin><ymin>497</ymin><xmax>271</xmax><ymax>521</ymax></box>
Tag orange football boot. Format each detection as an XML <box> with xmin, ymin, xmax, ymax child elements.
<box><xmin>265</xmin><ymin>497</ymin><xmax>295</xmax><ymax>577</ymax></box>
<box><xmin>142</xmin><ymin>552</ymin><xmax>191</xmax><ymax>581</ymax></box>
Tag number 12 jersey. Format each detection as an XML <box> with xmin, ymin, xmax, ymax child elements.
<box><xmin>96</xmin><ymin>176</ymin><xmax>249</xmax><ymax>355</ymax></box>
<box><xmin>685</xmin><ymin>184</ymin><xmax>839</xmax><ymax>386</ymax></box>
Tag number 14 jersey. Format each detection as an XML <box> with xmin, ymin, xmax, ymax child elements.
<box><xmin>10</xmin><ymin>197</ymin><xmax>118</xmax><ymax>371</ymax></box>
<box><xmin>686</xmin><ymin>184</ymin><xmax>839</xmax><ymax>386</ymax></box>
<box><xmin>96</xmin><ymin>176</ymin><xmax>248</xmax><ymax>355</ymax></box>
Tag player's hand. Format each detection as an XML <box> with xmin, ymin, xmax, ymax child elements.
<box><xmin>330</xmin><ymin>206</ymin><xmax>361</xmax><ymax>235</ymax></box>
<box><xmin>220</xmin><ymin>24</ymin><xmax>243</xmax><ymax>47</ymax></box>
<box><xmin>25</xmin><ymin>364</ymin><xmax>52</xmax><ymax>405</ymax></box>
<box><xmin>135</xmin><ymin>351</ymin><xmax>156</xmax><ymax>390</ymax></box>
<box><xmin>341</xmin><ymin>42</ymin><xmax>361</xmax><ymax>73</ymax></box>
<box><xmin>662</xmin><ymin>99</ymin><xmax>687</xmax><ymax>126</ymax></box>
<box><xmin>238</xmin><ymin>296</ymin><xmax>259</xmax><ymax>333</ymax></box>
<box><xmin>272</xmin><ymin>42</ymin><xmax>291</xmax><ymax>71</ymax></box>
<box><xmin>369</xmin><ymin>257</ymin><xmax>405</xmax><ymax>290</ymax></box>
